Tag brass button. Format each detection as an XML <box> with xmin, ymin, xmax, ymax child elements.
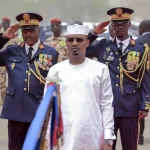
<box><xmin>24</xmin><ymin>88</ymin><xmax>27</xmax><ymax>91</ymax></box>
<box><xmin>116</xmin><ymin>75</ymin><xmax>119</xmax><ymax>78</ymax></box>
<box><xmin>133</xmin><ymin>90</ymin><xmax>136</xmax><ymax>93</ymax></box>
<box><xmin>147</xmin><ymin>95</ymin><xmax>149</xmax><ymax>98</ymax></box>
<box><xmin>116</xmin><ymin>84</ymin><xmax>118</xmax><ymax>86</ymax></box>
<box><xmin>117</xmin><ymin>66</ymin><xmax>119</xmax><ymax>69</ymax></box>
<box><xmin>24</xmin><ymin>79</ymin><xmax>27</xmax><ymax>82</ymax></box>
<box><xmin>27</xmin><ymin>63</ymin><xmax>30</xmax><ymax>66</ymax></box>
<box><xmin>26</xmin><ymin>71</ymin><xmax>28</xmax><ymax>73</ymax></box>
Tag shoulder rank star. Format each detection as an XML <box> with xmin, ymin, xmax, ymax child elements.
<box><xmin>11</xmin><ymin>63</ymin><xmax>15</xmax><ymax>69</ymax></box>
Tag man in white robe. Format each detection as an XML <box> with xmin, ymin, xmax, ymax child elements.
<box><xmin>45</xmin><ymin>24</ymin><xmax>115</xmax><ymax>150</ymax></box>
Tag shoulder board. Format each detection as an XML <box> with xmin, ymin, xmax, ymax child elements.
<box><xmin>138</xmin><ymin>42</ymin><xmax>145</xmax><ymax>45</ymax></box>
<box><xmin>20</xmin><ymin>42</ymin><xmax>25</xmax><ymax>48</ymax></box>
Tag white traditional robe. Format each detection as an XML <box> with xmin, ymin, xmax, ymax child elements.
<box><xmin>45</xmin><ymin>58</ymin><xmax>115</xmax><ymax>150</ymax></box>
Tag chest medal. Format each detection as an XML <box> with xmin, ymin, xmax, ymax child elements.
<box><xmin>126</xmin><ymin>51</ymin><xmax>140</xmax><ymax>70</ymax></box>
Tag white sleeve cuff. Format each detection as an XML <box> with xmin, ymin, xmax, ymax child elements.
<box><xmin>104</xmin><ymin>129</ymin><xmax>116</xmax><ymax>140</ymax></box>
<box><xmin>90</xmin><ymin>30</ymin><xmax>98</xmax><ymax>36</ymax></box>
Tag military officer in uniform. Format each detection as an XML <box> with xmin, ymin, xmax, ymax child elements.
<box><xmin>86</xmin><ymin>7</ymin><xmax>150</xmax><ymax>150</ymax></box>
<box><xmin>137</xmin><ymin>19</ymin><xmax>150</xmax><ymax>145</ymax></box>
<box><xmin>0</xmin><ymin>13</ymin><xmax>58</xmax><ymax>150</ymax></box>
<box><xmin>44</xmin><ymin>18</ymin><xmax>68</xmax><ymax>62</ymax></box>
<box><xmin>0</xmin><ymin>17</ymin><xmax>21</xmax><ymax>106</ymax></box>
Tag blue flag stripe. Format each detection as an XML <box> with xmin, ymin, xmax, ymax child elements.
<box><xmin>23</xmin><ymin>84</ymin><xmax>56</xmax><ymax>150</ymax></box>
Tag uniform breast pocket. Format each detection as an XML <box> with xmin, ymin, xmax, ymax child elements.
<box><xmin>8</xmin><ymin>57</ymin><xmax>22</xmax><ymax>70</ymax></box>
<box><xmin>3</xmin><ymin>87</ymin><xmax>16</xmax><ymax>112</ymax></box>
<box><xmin>6</xmin><ymin>87</ymin><xmax>16</xmax><ymax>96</ymax></box>
<box><xmin>124</xmin><ymin>84</ymin><xmax>137</xmax><ymax>94</ymax></box>
<box><xmin>124</xmin><ymin>84</ymin><xmax>139</xmax><ymax>108</ymax></box>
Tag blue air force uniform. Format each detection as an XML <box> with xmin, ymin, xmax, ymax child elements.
<box><xmin>87</xmin><ymin>7</ymin><xmax>150</xmax><ymax>150</ymax></box>
<box><xmin>0</xmin><ymin>43</ymin><xmax>57</xmax><ymax>122</ymax></box>
<box><xmin>0</xmin><ymin>13</ymin><xmax>58</xmax><ymax>150</ymax></box>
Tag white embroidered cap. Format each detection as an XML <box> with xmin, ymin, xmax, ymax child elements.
<box><xmin>66</xmin><ymin>24</ymin><xmax>89</xmax><ymax>36</ymax></box>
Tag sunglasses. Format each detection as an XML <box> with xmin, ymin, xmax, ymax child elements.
<box><xmin>67</xmin><ymin>37</ymin><xmax>85</xmax><ymax>43</ymax></box>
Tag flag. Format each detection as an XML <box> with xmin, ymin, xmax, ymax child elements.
<box><xmin>23</xmin><ymin>82</ymin><xmax>64</xmax><ymax>150</ymax></box>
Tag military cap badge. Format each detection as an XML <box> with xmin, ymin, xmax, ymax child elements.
<box><xmin>116</xmin><ymin>8</ymin><xmax>123</xmax><ymax>15</ymax></box>
<box><xmin>23</xmin><ymin>14</ymin><xmax>30</xmax><ymax>20</ymax></box>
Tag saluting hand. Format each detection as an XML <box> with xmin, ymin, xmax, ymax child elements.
<box><xmin>93</xmin><ymin>20</ymin><xmax>110</xmax><ymax>35</ymax></box>
<box><xmin>2</xmin><ymin>23</ymin><xmax>20</xmax><ymax>39</ymax></box>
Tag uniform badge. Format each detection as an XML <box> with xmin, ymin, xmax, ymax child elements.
<box><xmin>116</xmin><ymin>8</ymin><xmax>123</xmax><ymax>15</ymax></box>
<box><xmin>106</xmin><ymin>47</ymin><xmax>111</xmax><ymax>52</ymax></box>
<box><xmin>23</xmin><ymin>14</ymin><xmax>30</xmax><ymax>20</ymax></box>
<box><xmin>110</xmin><ymin>52</ymin><xmax>113</xmax><ymax>56</ymax></box>
<box><xmin>126</xmin><ymin>51</ymin><xmax>140</xmax><ymax>70</ymax></box>
<box><xmin>107</xmin><ymin>56</ymin><xmax>114</xmax><ymax>61</ymax></box>
<box><xmin>39</xmin><ymin>44</ymin><xmax>44</xmax><ymax>49</ymax></box>
<box><xmin>37</xmin><ymin>54</ymin><xmax>52</xmax><ymax>71</ymax></box>
<box><xmin>131</xmin><ymin>39</ymin><xmax>135</xmax><ymax>45</ymax></box>
<box><xmin>11</xmin><ymin>63</ymin><xmax>15</xmax><ymax>69</ymax></box>
<box><xmin>103</xmin><ymin>49</ymin><xmax>114</xmax><ymax>63</ymax></box>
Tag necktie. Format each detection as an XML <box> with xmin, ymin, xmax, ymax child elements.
<box><xmin>28</xmin><ymin>47</ymin><xmax>33</xmax><ymax>61</ymax></box>
<box><xmin>118</xmin><ymin>42</ymin><xmax>123</xmax><ymax>55</ymax></box>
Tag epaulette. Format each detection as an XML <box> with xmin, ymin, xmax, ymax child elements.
<box><xmin>6</xmin><ymin>44</ymin><xmax>17</xmax><ymax>49</ymax></box>
<box><xmin>139</xmin><ymin>42</ymin><xmax>145</xmax><ymax>45</ymax></box>
<box><xmin>39</xmin><ymin>43</ymin><xmax>44</xmax><ymax>49</ymax></box>
<box><xmin>20</xmin><ymin>42</ymin><xmax>25</xmax><ymax>48</ymax></box>
<box><xmin>131</xmin><ymin>39</ymin><xmax>135</xmax><ymax>45</ymax></box>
